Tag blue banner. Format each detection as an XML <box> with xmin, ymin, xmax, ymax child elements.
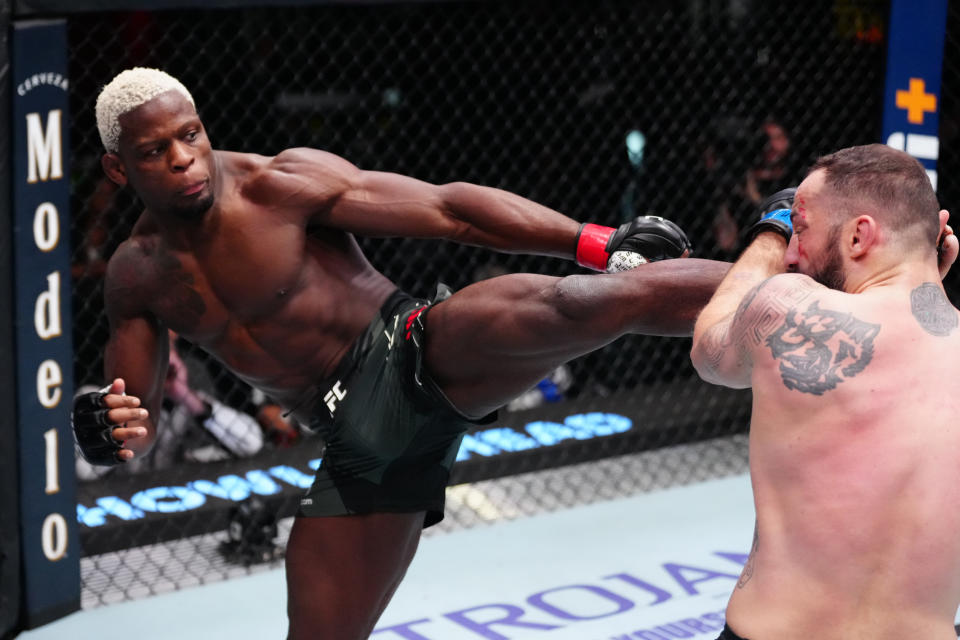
<box><xmin>882</xmin><ymin>0</ymin><xmax>948</xmax><ymax>191</ymax></box>
<box><xmin>12</xmin><ymin>19</ymin><xmax>80</xmax><ymax>627</ymax></box>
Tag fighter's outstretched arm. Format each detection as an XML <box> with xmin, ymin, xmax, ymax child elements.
<box><xmin>74</xmin><ymin>243</ymin><xmax>169</xmax><ymax>464</ymax></box>
<box><xmin>261</xmin><ymin>147</ymin><xmax>578</xmax><ymax>255</ymax></box>
<box><xmin>257</xmin><ymin>148</ymin><xmax>687</xmax><ymax>268</ymax></box>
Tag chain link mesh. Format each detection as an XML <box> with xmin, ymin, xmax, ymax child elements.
<box><xmin>938</xmin><ymin>0</ymin><xmax>960</xmax><ymax>305</ymax></box>
<box><xmin>66</xmin><ymin>0</ymin><xmax>888</xmax><ymax>607</ymax></box>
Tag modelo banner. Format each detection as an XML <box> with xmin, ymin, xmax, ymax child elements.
<box><xmin>12</xmin><ymin>18</ymin><xmax>80</xmax><ymax>628</ymax></box>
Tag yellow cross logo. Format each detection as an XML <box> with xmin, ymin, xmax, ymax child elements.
<box><xmin>896</xmin><ymin>78</ymin><xmax>937</xmax><ymax>124</ymax></box>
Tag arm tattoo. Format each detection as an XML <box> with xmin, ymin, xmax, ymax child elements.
<box><xmin>737</xmin><ymin>524</ymin><xmax>758</xmax><ymax>589</ymax></box>
<box><xmin>698</xmin><ymin>279</ymin><xmax>813</xmax><ymax>378</ymax></box>
<box><xmin>765</xmin><ymin>300</ymin><xmax>880</xmax><ymax>395</ymax></box>
<box><xmin>731</xmin><ymin>278</ymin><xmax>818</xmax><ymax>350</ymax></box>
<box><xmin>910</xmin><ymin>282</ymin><xmax>958</xmax><ymax>337</ymax></box>
<box><xmin>730</xmin><ymin>283</ymin><xmax>765</xmax><ymax>346</ymax></box>
<box><xmin>697</xmin><ymin>282</ymin><xmax>770</xmax><ymax>377</ymax></box>
<box><xmin>731</xmin><ymin>280</ymin><xmax>789</xmax><ymax>350</ymax></box>
<box><xmin>699</xmin><ymin>314</ymin><xmax>734</xmax><ymax>374</ymax></box>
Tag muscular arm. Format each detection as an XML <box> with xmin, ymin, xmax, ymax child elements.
<box><xmin>691</xmin><ymin>233</ymin><xmax>789</xmax><ymax>387</ymax></box>
<box><xmin>257</xmin><ymin>148</ymin><xmax>582</xmax><ymax>258</ymax></box>
<box><xmin>103</xmin><ymin>245</ymin><xmax>170</xmax><ymax>457</ymax></box>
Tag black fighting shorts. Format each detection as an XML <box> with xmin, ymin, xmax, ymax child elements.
<box><xmin>716</xmin><ymin>624</ymin><xmax>748</xmax><ymax>640</ymax></box>
<box><xmin>297</xmin><ymin>287</ymin><xmax>494</xmax><ymax>527</ymax></box>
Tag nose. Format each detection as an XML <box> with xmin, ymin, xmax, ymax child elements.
<box><xmin>784</xmin><ymin>233</ymin><xmax>799</xmax><ymax>272</ymax></box>
<box><xmin>168</xmin><ymin>140</ymin><xmax>194</xmax><ymax>172</ymax></box>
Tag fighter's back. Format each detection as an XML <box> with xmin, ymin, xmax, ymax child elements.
<box><xmin>728</xmin><ymin>276</ymin><xmax>960</xmax><ymax>640</ymax></box>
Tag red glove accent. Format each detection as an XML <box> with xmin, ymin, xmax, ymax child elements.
<box><xmin>575</xmin><ymin>223</ymin><xmax>616</xmax><ymax>271</ymax></box>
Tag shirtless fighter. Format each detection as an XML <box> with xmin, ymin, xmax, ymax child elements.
<box><xmin>72</xmin><ymin>68</ymin><xmax>729</xmax><ymax>639</ymax></box>
<box><xmin>692</xmin><ymin>144</ymin><xmax>960</xmax><ymax>640</ymax></box>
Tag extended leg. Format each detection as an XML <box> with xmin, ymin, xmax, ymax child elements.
<box><xmin>285</xmin><ymin>512</ymin><xmax>424</xmax><ymax>640</ymax></box>
<box><xmin>425</xmin><ymin>258</ymin><xmax>730</xmax><ymax>416</ymax></box>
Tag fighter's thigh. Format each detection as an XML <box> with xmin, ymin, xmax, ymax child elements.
<box><xmin>285</xmin><ymin>512</ymin><xmax>424</xmax><ymax>640</ymax></box>
<box><xmin>424</xmin><ymin>273</ymin><xmax>565</xmax><ymax>368</ymax></box>
<box><xmin>424</xmin><ymin>272</ymin><xmax>618</xmax><ymax>397</ymax></box>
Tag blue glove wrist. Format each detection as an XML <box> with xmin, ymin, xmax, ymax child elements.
<box><xmin>746</xmin><ymin>187</ymin><xmax>797</xmax><ymax>244</ymax></box>
<box><xmin>761</xmin><ymin>208</ymin><xmax>793</xmax><ymax>233</ymax></box>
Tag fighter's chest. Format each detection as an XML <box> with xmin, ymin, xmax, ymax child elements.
<box><xmin>148</xmin><ymin>225</ymin><xmax>306</xmax><ymax>330</ymax></box>
<box><xmin>211</xmin><ymin>221</ymin><xmax>305</xmax><ymax>300</ymax></box>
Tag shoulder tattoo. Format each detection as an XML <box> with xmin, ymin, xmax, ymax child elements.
<box><xmin>698</xmin><ymin>278</ymin><xmax>814</xmax><ymax>377</ymax></box>
<box><xmin>765</xmin><ymin>300</ymin><xmax>880</xmax><ymax>395</ymax></box>
<box><xmin>910</xmin><ymin>282</ymin><xmax>957</xmax><ymax>337</ymax></box>
<box><xmin>698</xmin><ymin>283</ymin><xmax>771</xmax><ymax>374</ymax></box>
<box><xmin>729</xmin><ymin>277</ymin><xmax>817</xmax><ymax>351</ymax></box>
<box><xmin>696</xmin><ymin>282</ymin><xmax>766</xmax><ymax>377</ymax></box>
<box><xmin>731</xmin><ymin>279</ymin><xmax>805</xmax><ymax>348</ymax></box>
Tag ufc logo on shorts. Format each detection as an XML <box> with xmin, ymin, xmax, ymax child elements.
<box><xmin>324</xmin><ymin>381</ymin><xmax>347</xmax><ymax>413</ymax></box>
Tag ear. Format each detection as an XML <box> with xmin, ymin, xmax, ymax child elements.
<box><xmin>938</xmin><ymin>209</ymin><xmax>950</xmax><ymax>239</ymax></box>
<box><xmin>848</xmin><ymin>215</ymin><xmax>878</xmax><ymax>259</ymax></box>
<box><xmin>937</xmin><ymin>210</ymin><xmax>958</xmax><ymax>280</ymax></box>
<box><xmin>101</xmin><ymin>153</ymin><xmax>128</xmax><ymax>187</ymax></box>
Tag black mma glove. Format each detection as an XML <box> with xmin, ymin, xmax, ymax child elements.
<box><xmin>72</xmin><ymin>389</ymin><xmax>124</xmax><ymax>466</ymax></box>
<box><xmin>746</xmin><ymin>187</ymin><xmax>797</xmax><ymax>244</ymax></box>
<box><xmin>575</xmin><ymin>215</ymin><xmax>692</xmax><ymax>272</ymax></box>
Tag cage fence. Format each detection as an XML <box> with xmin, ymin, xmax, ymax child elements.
<box><xmin>64</xmin><ymin>0</ymin><xmax>898</xmax><ymax>608</ymax></box>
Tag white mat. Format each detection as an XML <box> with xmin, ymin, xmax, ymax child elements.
<box><xmin>21</xmin><ymin>474</ymin><xmax>756</xmax><ymax>639</ymax></box>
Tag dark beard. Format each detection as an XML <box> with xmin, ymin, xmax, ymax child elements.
<box><xmin>172</xmin><ymin>192</ymin><xmax>215</xmax><ymax>219</ymax></box>
<box><xmin>808</xmin><ymin>226</ymin><xmax>846</xmax><ymax>291</ymax></box>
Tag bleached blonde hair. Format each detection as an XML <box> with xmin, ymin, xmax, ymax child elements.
<box><xmin>95</xmin><ymin>67</ymin><xmax>195</xmax><ymax>153</ymax></box>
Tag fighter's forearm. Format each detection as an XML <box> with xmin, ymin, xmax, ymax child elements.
<box><xmin>438</xmin><ymin>182</ymin><xmax>581</xmax><ymax>258</ymax></box>
<box><xmin>103</xmin><ymin>332</ymin><xmax>168</xmax><ymax>458</ymax></box>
